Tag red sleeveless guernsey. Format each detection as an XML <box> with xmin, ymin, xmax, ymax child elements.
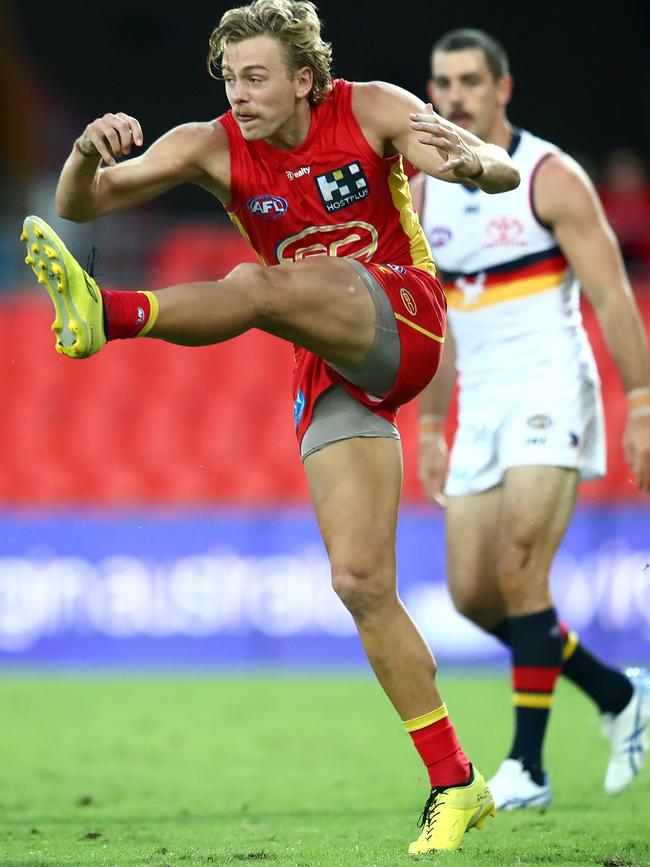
<box><xmin>219</xmin><ymin>79</ymin><xmax>446</xmax><ymax>444</ymax></box>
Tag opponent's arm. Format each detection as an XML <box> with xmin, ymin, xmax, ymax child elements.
<box><xmin>535</xmin><ymin>153</ymin><xmax>650</xmax><ymax>492</ymax></box>
<box><xmin>409</xmin><ymin>167</ymin><xmax>457</xmax><ymax>504</ymax></box>
<box><xmin>418</xmin><ymin>330</ymin><xmax>457</xmax><ymax>506</ymax></box>
<box><xmin>353</xmin><ymin>82</ymin><xmax>519</xmax><ymax>193</ymax></box>
<box><xmin>56</xmin><ymin>112</ymin><xmax>229</xmax><ymax>222</ymax></box>
<box><xmin>409</xmin><ymin>170</ymin><xmax>425</xmax><ymax>214</ymax></box>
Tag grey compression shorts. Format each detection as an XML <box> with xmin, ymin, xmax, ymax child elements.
<box><xmin>300</xmin><ymin>260</ymin><xmax>402</xmax><ymax>462</ymax></box>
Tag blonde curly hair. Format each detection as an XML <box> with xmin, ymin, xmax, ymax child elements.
<box><xmin>208</xmin><ymin>0</ymin><xmax>333</xmax><ymax>105</ymax></box>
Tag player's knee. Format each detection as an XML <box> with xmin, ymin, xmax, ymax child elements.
<box><xmin>498</xmin><ymin>535</ymin><xmax>532</xmax><ymax>577</ymax></box>
<box><xmin>331</xmin><ymin>559</ymin><xmax>395</xmax><ymax>621</ymax></box>
<box><xmin>497</xmin><ymin>538</ymin><xmax>546</xmax><ymax>605</ymax></box>
<box><xmin>225</xmin><ymin>262</ymin><xmax>280</xmax><ymax>321</ymax></box>
<box><xmin>452</xmin><ymin>589</ymin><xmax>498</xmax><ymax>630</ymax></box>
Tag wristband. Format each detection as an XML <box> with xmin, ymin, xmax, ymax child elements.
<box><xmin>627</xmin><ymin>386</ymin><xmax>650</xmax><ymax>414</ymax></box>
<box><xmin>420</xmin><ymin>415</ymin><xmax>444</xmax><ymax>442</ymax></box>
<box><xmin>420</xmin><ymin>414</ymin><xmax>444</xmax><ymax>431</ymax></box>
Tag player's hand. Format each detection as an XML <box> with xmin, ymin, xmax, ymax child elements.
<box><xmin>76</xmin><ymin>113</ymin><xmax>144</xmax><ymax>167</ymax></box>
<box><xmin>419</xmin><ymin>433</ymin><xmax>449</xmax><ymax>508</ymax></box>
<box><xmin>410</xmin><ymin>103</ymin><xmax>483</xmax><ymax>182</ymax></box>
<box><xmin>623</xmin><ymin>414</ymin><xmax>650</xmax><ymax>493</ymax></box>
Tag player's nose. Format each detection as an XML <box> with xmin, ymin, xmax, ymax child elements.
<box><xmin>230</xmin><ymin>84</ymin><xmax>249</xmax><ymax>103</ymax></box>
<box><xmin>448</xmin><ymin>82</ymin><xmax>465</xmax><ymax>104</ymax></box>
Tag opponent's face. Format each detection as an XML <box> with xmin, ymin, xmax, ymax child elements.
<box><xmin>222</xmin><ymin>35</ymin><xmax>312</xmax><ymax>141</ymax></box>
<box><xmin>428</xmin><ymin>48</ymin><xmax>511</xmax><ymax>140</ymax></box>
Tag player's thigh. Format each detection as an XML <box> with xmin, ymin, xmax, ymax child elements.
<box><xmin>498</xmin><ymin>465</ymin><xmax>578</xmax><ymax>582</ymax></box>
<box><xmin>445</xmin><ymin>488</ymin><xmax>504</xmax><ymax>625</ymax></box>
<box><xmin>255</xmin><ymin>257</ymin><xmax>377</xmax><ymax>369</ymax></box>
<box><xmin>304</xmin><ymin>435</ymin><xmax>402</xmax><ymax>584</ymax></box>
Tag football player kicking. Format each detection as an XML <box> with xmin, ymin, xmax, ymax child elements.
<box><xmin>21</xmin><ymin>0</ymin><xmax>520</xmax><ymax>855</ymax></box>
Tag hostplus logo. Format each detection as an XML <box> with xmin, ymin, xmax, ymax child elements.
<box><xmin>315</xmin><ymin>163</ymin><xmax>369</xmax><ymax>213</ymax></box>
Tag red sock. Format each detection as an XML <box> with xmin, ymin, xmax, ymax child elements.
<box><xmin>100</xmin><ymin>289</ymin><xmax>153</xmax><ymax>340</ymax></box>
<box><xmin>406</xmin><ymin>705</ymin><xmax>471</xmax><ymax>788</ymax></box>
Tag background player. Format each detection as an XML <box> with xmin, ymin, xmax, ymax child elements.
<box><xmin>412</xmin><ymin>28</ymin><xmax>650</xmax><ymax>810</ymax></box>
<box><xmin>20</xmin><ymin>1</ymin><xmax>520</xmax><ymax>855</ymax></box>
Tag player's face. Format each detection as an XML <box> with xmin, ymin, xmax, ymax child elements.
<box><xmin>428</xmin><ymin>48</ymin><xmax>511</xmax><ymax>140</ymax></box>
<box><xmin>222</xmin><ymin>36</ymin><xmax>312</xmax><ymax>143</ymax></box>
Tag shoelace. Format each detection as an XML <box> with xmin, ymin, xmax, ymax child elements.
<box><xmin>417</xmin><ymin>787</ymin><xmax>447</xmax><ymax>830</ymax></box>
<box><xmin>86</xmin><ymin>246</ymin><xmax>98</xmax><ymax>279</ymax></box>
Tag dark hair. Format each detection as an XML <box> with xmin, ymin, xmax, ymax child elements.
<box><xmin>431</xmin><ymin>29</ymin><xmax>509</xmax><ymax>80</ymax></box>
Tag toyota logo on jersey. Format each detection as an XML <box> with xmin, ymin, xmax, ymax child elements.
<box><xmin>485</xmin><ymin>216</ymin><xmax>525</xmax><ymax>247</ymax></box>
<box><xmin>248</xmin><ymin>194</ymin><xmax>289</xmax><ymax>219</ymax></box>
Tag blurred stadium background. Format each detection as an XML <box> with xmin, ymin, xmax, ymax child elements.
<box><xmin>2</xmin><ymin>0</ymin><xmax>650</xmax><ymax>671</ymax></box>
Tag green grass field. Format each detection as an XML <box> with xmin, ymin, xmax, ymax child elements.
<box><xmin>0</xmin><ymin>671</ymin><xmax>648</xmax><ymax>867</ymax></box>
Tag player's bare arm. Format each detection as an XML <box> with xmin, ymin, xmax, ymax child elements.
<box><xmin>56</xmin><ymin>116</ymin><xmax>232</xmax><ymax>222</ymax></box>
<box><xmin>409</xmin><ymin>172</ymin><xmax>457</xmax><ymax>505</ymax></box>
<box><xmin>410</xmin><ymin>102</ymin><xmax>517</xmax><ymax>193</ymax></box>
<box><xmin>409</xmin><ymin>170</ymin><xmax>425</xmax><ymax>214</ymax></box>
<box><xmin>418</xmin><ymin>330</ymin><xmax>457</xmax><ymax>507</ymax></box>
<box><xmin>351</xmin><ymin>81</ymin><xmax>519</xmax><ymax>193</ymax></box>
<box><xmin>535</xmin><ymin>152</ymin><xmax>650</xmax><ymax>491</ymax></box>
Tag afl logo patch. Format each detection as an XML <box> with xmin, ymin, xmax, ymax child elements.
<box><xmin>527</xmin><ymin>414</ymin><xmax>552</xmax><ymax>429</ymax></box>
<box><xmin>400</xmin><ymin>288</ymin><xmax>417</xmax><ymax>316</ymax></box>
<box><xmin>248</xmin><ymin>194</ymin><xmax>288</xmax><ymax>219</ymax></box>
<box><xmin>429</xmin><ymin>227</ymin><xmax>452</xmax><ymax>248</ymax></box>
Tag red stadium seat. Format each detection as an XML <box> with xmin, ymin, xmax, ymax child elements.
<box><xmin>147</xmin><ymin>222</ymin><xmax>257</xmax><ymax>288</ymax></box>
<box><xmin>2</xmin><ymin>284</ymin><xmax>649</xmax><ymax>505</ymax></box>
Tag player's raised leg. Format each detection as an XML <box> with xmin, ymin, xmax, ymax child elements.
<box><xmin>21</xmin><ymin>215</ymin><xmax>377</xmax><ymax>371</ymax></box>
<box><xmin>304</xmin><ymin>436</ymin><xmax>495</xmax><ymax>853</ymax></box>
<box><xmin>22</xmin><ymin>216</ymin><xmax>107</xmax><ymax>358</ymax></box>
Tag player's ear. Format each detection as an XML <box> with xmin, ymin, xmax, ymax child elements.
<box><xmin>295</xmin><ymin>66</ymin><xmax>313</xmax><ymax>100</ymax></box>
<box><xmin>497</xmin><ymin>73</ymin><xmax>513</xmax><ymax>109</ymax></box>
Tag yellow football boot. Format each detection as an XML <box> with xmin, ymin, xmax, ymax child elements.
<box><xmin>21</xmin><ymin>215</ymin><xmax>106</xmax><ymax>358</ymax></box>
<box><xmin>408</xmin><ymin>765</ymin><xmax>496</xmax><ymax>854</ymax></box>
